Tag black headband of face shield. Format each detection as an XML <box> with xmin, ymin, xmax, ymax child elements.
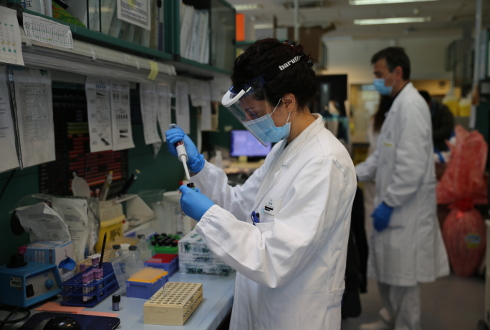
<box><xmin>231</xmin><ymin>53</ymin><xmax>313</xmax><ymax>94</ymax></box>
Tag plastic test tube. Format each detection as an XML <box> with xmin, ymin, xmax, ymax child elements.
<box><xmin>82</xmin><ymin>273</ymin><xmax>89</xmax><ymax>302</ymax></box>
<box><xmin>99</xmin><ymin>268</ymin><xmax>104</xmax><ymax>295</ymax></box>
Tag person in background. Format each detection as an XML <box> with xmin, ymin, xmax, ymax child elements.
<box><xmin>166</xmin><ymin>38</ymin><xmax>357</xmax><ymax>330</ymax></box>
<box><xmin>419</xmin><ymin>90</ymin><xmax>455</xmax><ymax>152</ymax></box>
<box><xmin>356</xmin><ymin>47</ymin><xmax>449</xmax><ymax>330</ymax></box>
<box><xmin>363</xmin><ymin>95</ymin><xmax>392</xmax><ymax>239</ymax></box>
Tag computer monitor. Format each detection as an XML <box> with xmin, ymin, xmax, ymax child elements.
<box><xmin>230</xmin><ymin>130</ymin><xmax>272</xmax><ymax>158</ymax></box>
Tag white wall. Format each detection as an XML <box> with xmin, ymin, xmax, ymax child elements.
<box><xmin>321</xmin><ymin>37</ymin><xmax>454</xmax><ymax>84</ymax></box>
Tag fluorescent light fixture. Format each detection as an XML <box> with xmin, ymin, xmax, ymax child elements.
<box><xmin>254</xmin><ymin>23</ymin><xmax>274</xmax><ymax>29</ymax></box>
<box><xmin>234</xmin><ymin>4</ymin><xmax>259</xmax><ymax>10</ymax></box>
<box><xmin>350</xmin><ymin>0</ymin><xmax>436</xmax><ymax>4</ymax></box>
<box><xmin>354</xmin><ymin>17</ymin><xmax>431</xmax><ymax>25</ymax></box>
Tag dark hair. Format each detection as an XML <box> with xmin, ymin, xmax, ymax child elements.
<box><xmin>371</xmin><ymin>47</ymin><xmax>411</xmax><ymax>80</ymax></box>
<box><xmin>230</xmin><ymin>38</ymin><xmax>317</xmax><ymax>109</ymax></box>
<box><xmin>373</xmin><ymin>95</ymin><xmax>392</xmax><ymax>133</ymax></box>
<box><xmin>418</xmin><ymin>90</ymin><xmax>431</xmax><ymax>104</ymax></box>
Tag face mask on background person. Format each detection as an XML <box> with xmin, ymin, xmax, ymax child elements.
<box><xmin>373</xmin><ymin>75</ymin><xmax>395</xmax><ymax>96</ymax></box>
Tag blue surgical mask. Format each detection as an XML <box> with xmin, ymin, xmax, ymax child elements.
<box><xmin>373</xmin><ymin>78</ymin><xmax>393</xmax><ymax>96</ymax></box>
<box><xmin>244</xmin><ymin>99</ymin><xmax>291</xmax><ymax>143</ymax></box>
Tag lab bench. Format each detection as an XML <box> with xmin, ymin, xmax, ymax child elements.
<box><xmin>2</xmin><ymin>272</ymin><xmax>236</xmax><ymax>330</ymax></box>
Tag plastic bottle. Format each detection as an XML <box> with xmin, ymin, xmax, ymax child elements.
<box><xmin>112</xmin><ymin>244</ymin><xmax>122</xmax><ymax>261</ymax></box>
<box><xmin>129</xmin><ymin>245</ymin><xmax>144</xmax><ymax>269</ymax></box>
<box><xmin>120</xmin><ymin>243</ymin><xmax>130</xmax><ymax>256</ymax></box>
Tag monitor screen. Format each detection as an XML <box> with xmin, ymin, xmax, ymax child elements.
<box><xmin>230</xmin><ymin>130</ymin><xmax>272</xmax><ymax>157</ymax></box>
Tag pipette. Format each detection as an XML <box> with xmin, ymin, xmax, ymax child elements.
<box><xmin>169</xmin><ymin>124</ymin><xmax>192</xmax><ymax>183</ymax></box>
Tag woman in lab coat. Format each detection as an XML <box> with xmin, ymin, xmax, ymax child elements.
<box><xmin>166</xmin><ymin>38</ymin><xmax>357</xmax><ymax>330</ymax></box>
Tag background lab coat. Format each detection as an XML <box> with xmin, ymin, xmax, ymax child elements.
<box><xmin>192</xmin><ymin>115</ymin><xmax>357</xmax><ymax>330</ymax></box>
<box><xmin>356</xmin><ymin>83</ymin><xmax>449</xmax><ymax>286</ymax></box>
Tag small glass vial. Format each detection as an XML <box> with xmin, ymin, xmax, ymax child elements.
<box><xmin>112</xmin><ymin>294</ymin><xmax>121</xmax><ymax>311</ymax></box>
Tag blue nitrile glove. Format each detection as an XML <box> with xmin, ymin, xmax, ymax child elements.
<box><xmin>165</xmin><ymin>126</ymin><xmax>205</xmax><ymax>173</ymax></box>
<box><xmin>371</xmin><ymin>202</ymin><xmax>394</xmax><ymax>232</ymax></box>
<box><xmin>179</xmin><ymin>185</ymin><xmax>215</xmax><ymax>221</ymax></box>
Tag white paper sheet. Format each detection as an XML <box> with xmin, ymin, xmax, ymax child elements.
<box><xmin>140</xmin><ymin>83</ymin><xmax>162</xmax><ymax>145</ymax></box>
<box><xmin>156</xmin><ymin>84</ymin><xmax>171</xmax><ymax>142</ymax></box>
<box><xmin>23</xmin><ymin>13</ymin><xmax>74</xmax><ymax>49</ymax></box>
<box><xmin>0</xmin><ymin>68</ymin><xmax>19</xmax><ymax>172</ymax></box>
<box><xmin>52</xmin><ymin>198</ymin><xmax>90</xmax><ymax>262</ymax></box>
<box><xmin>175</xmin><ymin>80</ymin><xmax>190</xmax><ymax>134</ymax></box>
<box><xmin>86</xmin><ymin>76</ymin><xmax>113</xmax><ymax>152</ymax></box>
<box><xmin>189</xmin><ymin>80</ymin><xmax>203</xmax><ymax>107</ymax></box>
<box><xmin>110</xmin><ymin>79</ymin><xmax>134</xmax><ymax>150</ymax></box>
<box><xmin>16</xmin><ymin>202</ymin><xmax>71</xmax><ymax>242</ymax></box>
<box><xmin>201</xmin><ymin>81</ymin><xmax>212</xmax><ymax>131</ymax></box>
<box><xmin>13</xmin><ymin>68</ymin><xmax>55</xmax><ymax>168</ymax></box>
<box><xmin>0</xmin><ymin>6</ymin><xmax>24</xmax><ymax>66</ymax></box>
<box><xmin>117</xmin><ymin>0</ymin><xmax>151</xmax><ymax>30</ymax></box>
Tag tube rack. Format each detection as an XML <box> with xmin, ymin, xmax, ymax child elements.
<box><xmin>60</xmin><ymin>263</ymin><xmax>118</xmax><ymax>307</ymax></box>
<box><xmin>143</xmin><ymin>282</ymin><xmax>203</xmax><ymax>326</ymax></box>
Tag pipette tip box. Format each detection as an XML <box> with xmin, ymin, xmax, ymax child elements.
<box><xmin>126</xmin><ymin>267</ymin><xmax>169</xmax><ymax>299</ymax></box>
<box><xmin>143</xmin><ymin>282</ymin><xmax>203</xmax><ymax>326</ymax></box>
<box><xmin>144</xmin><ymin>254</ymin><xmax>178</xmax><ymax>276</ymax></box>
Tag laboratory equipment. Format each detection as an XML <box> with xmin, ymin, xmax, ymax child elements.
<box><xmin>72</xmin><ymin>172</ymin><xmax>91</xmax><ymax>197</ymax></box>
<box><xmin>98</xmin><ymin>233</ymin><xmax>107</xmax><ymax>268</ymax></box>
<box><xmin>126</xmin><ymin>267</ymin><xmax>169</xmax><ymax>299</ymax></box>
<box><xmin>112</xmin><ymin>245</ymin><xmax>122</xmax><ymax>260</ymax></box>
<box><xmin>112</xmin><ymin>294</ymin><xmax>121</xmax><ymax>311</ymax></box>
<box><xmin>0</xmin><ymin>254</ymin><xmax>63</xmax><ymax>308</ymax></box>
<box><xmin>99</xmin><ymin>171</ymin><xmax>113</xmax><ymax>202</ymax></box>
<box><xmin>118</xmin><ymin>170</ymin><xmax>140</xmax><ymax>197</ymax></box>
<box><xmin>136</xmin><ymin>234</ymin><xmax>152</xmax><ymax>261</ymax></box>
<box><xmin>143</xmin><ymin>282</ymin><xmax>203</xmax><ymax>326</ymax></box>
<box><xmin>169</xmin><ymin>124</ymin><xmax>192</xmax><ymax>182</ymax></box>
<box><xmin>144</xmin><ymin>254</ymin><xmax>179</xmax><ymax>277</ymax></box>
<box><xmin>230</xmin><ymin>130</ymin><xmax>272</xmax><ymax>158</ymax></box>
<box><xmin>60</xmin><ymin>263</ymin><xmax>118</xmax><ymax>307</ymax></box>
<box><xmin>129</xmin><ymin>245</ymin><xmax>144</xmax><ymax>269</ymax></box>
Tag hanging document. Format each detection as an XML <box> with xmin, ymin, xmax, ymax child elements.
<box><xmin>201</xmin><ymin>81</ymin><xmax>212</xmax><ymax>131</ymax></box>
<box><xmin>175</xmin><ymin>81</ymin><xmax>190</xmax><ymax>134</ymax></box>
<box><xmin>156</xmin><ymin>85</ymin><xmax>171</xmax><ymax>141</ymax></box>
<box><xmin>13</xmin><ymin>68</ymin><xmax>55</xmax><ymax>168</ymax></box>
<box><xmin>0</xmin><ymin>6</ymin><xmax>24</xmax><ymax>66</ymax></box>
<box><xmin>117</xmin><ymin>0</ymin><xmax>151</xmax><ymax>30</ymax></box>
<box><xmin>140</xmin><ymin>83</ymin><xmax>161</xmax><ymax>145</ymax></box>
<box><xmin>110</xmin><ymin>80</ymin><xmax>134</xmax><ymax>150</ymax></box>
<box><xmin>0</xmin><ymin>68</ymin><xmax>19</xmax><ymax>172</ymax></box>
<box><xmin>86</xmin><ymin>76</ymin><xmax>113</xmax><ymax>152</ymax></box>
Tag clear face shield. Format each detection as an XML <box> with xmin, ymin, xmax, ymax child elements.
<box><xmin>222</xmin><ymin>52</ymin><xmax>311</xmax><ymax>145</ymax></box>
<box><xmin>221</xmin><ymin>76</ymin><xmax>283</xmax><ymax>146</ymax></box>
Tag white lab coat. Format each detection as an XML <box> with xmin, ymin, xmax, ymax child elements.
<box><xmin>356</xmin><ymin>82</ymin><xmax>449</xmax><ymax>286</ymax></box>
<box><xmin>192</xmin><ymin>114</ymin><xmax>357</xmax><ymax>330</ymax></box>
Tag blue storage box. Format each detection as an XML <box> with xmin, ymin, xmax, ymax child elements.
<box><xmin>126</xmin><ymin>267</ymin><xmax>169</xmax><ymax>299</ymax></box>
<box><xmin>144</xmin><ymin>254</ymin><xmax>179</xmax><ymax>277</ymax></box>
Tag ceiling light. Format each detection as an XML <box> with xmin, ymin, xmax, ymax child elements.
<box><xmin>234</xmin><ymin>4</ymin><xmax>259</xmax><ymax>10</ymax></box>
<box><xmin>350</xmin><ymin>0</ymin><xmax>436</xmax><ymax>5</ymax></box>
<box><xmin>354</xmin><ymin>17</ymin><xmax>431</xmax><ymax>25</ymax></box>
<box><xmin>254</xmin><ymin>23</ymin><xmax>274</xmax><ymax>29</ymax></box>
